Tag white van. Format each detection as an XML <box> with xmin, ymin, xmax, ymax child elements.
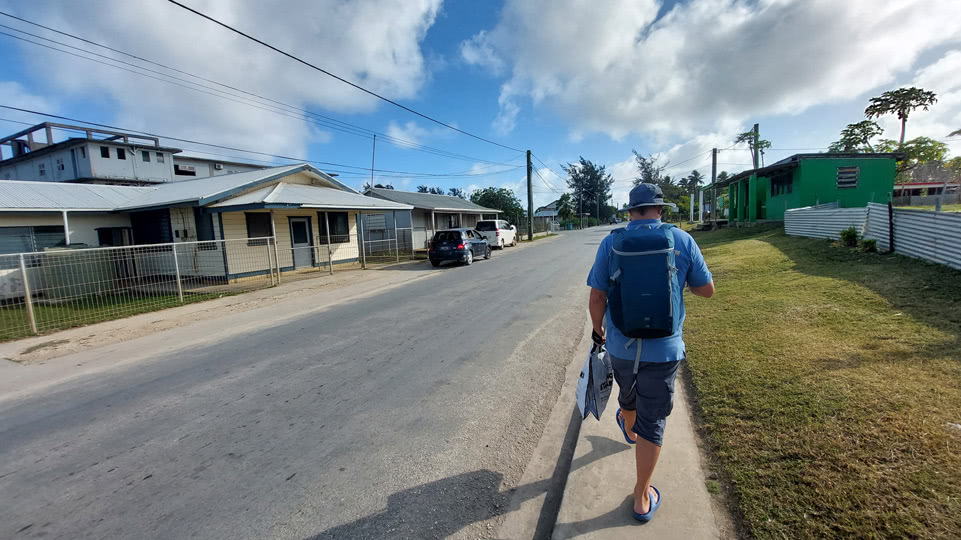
<box><xmin>474</xmin><ymin>219</ymin><xmax>517</xmax><ymax>249</ymax></box>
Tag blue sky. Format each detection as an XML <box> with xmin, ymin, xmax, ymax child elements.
<box><xmin>1</xmin><ymin>0</ymin><xmax>961</xmax><ymax>209</ymax></box>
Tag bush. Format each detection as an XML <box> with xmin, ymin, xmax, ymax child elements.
<box><xmin>861</xmin><ymin>238</ymin><xmax>878</xmax><ymax>252</ymax></box>
<box><xmin>839</xmin><ymin>227</ymin><xmax>859</xmax><ymax>247</ymax></box>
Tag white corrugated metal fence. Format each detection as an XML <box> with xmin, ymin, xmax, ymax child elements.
<box><xmin>785</xmin><ymin>202</ymin><xmax>961</xmax><ymax>270</ymax></box>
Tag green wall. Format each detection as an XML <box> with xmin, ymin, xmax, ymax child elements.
<box><xmin>794</xmin><ymin>158</ymin><xmax>895</xmax><ymax>208</ymax></box>
<box><xmin>736</xmin><ymin>156</ymin><xmax>897</xmax><ymax>221</ymax></box>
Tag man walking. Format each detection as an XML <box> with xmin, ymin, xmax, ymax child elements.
<box><xmin>586</xmin><ymin>183</ymin><xmax>714</xmax><ymax>522</ymax></box>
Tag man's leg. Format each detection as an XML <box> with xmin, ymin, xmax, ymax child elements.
<box><xmin>620</xmin><ymin>409</ymin><xmax>638</xmax><ymax>442</ymax></box>
<box><xmin>629</xmin><ymin>360</ymin><xmax>680</xmax><ymax>514</ymax></box>
<box><xmin>633</xmin><ymin>438</ymin><xmax>660</xmax><ymax>513</ymax></box>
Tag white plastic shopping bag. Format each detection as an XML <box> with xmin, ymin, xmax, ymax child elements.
<box><xmin>576</xmin><ymin>344</ymin><xmax>613</xmax><ymax>420</ymax></box>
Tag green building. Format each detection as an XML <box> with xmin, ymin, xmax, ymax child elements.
<box><xmin>702</xmin><ymin>153</ymin><xmax>901</xmax><ymax>223</ymax></box>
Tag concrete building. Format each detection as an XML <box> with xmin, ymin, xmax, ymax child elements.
<box><xmin>0</xmin><ymin>122</ymin><xmax>268</xmax><ymax>185</ymax></box>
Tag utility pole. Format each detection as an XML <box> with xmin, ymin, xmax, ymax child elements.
<box><xmin>526</xmin><ymin>150</ymin><xmax>534</xmax><ymax>241</ymax></box>
<box><xmin>369</xmin><ymin>134</ymin><xmax>376</xmax><ymax>187</ymax></box>
<box><xmin>752</xmin><ymin>123</ymin><xmax>760</xmax><ymax>169</ymax></box>
<box><xmin>711</xmin><ymin>147</ymin><xmax>718</xmax><ymax>228</ymax></box>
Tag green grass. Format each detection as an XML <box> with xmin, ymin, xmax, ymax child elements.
<box><xmin>0</xmin><ymin>291</ymin><xmax>229</xmax><ymax>342</ymax></box>
<box><xmin>902</xmin><ymin>203</ymin><xmax>961</xmax><ymax>212</ymax></box>
<box><xmin>684</xmin><ymin>225</ymin><xmax>961</xmax><ymax>539</ymax></box>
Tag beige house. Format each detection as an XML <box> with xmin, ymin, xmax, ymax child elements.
<box><xmin>0</xmin><ymin>164</ymin><xmax>411</xmax><ymax>281</ymax></box>
<box><xmin>364</xmin><ymin>188</ymin><xmax>501</xmax><ymax>249</ymax></box>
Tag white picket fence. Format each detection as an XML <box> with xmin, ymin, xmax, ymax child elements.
<box><xmin>785</xmin><ymin>202</ymin><xmax>961</xmax><ymax>271</ymax></box>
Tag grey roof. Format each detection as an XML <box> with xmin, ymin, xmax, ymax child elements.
<box><xmin>118</xmin><ymin>164</ymin><xmax>356</xmax><ymax>210</ymax></box>
<box><xmin>365</xmin><ymin>188</ymin><xmax>500</xmax><ymax>213</ymax></box>
<box><xmin>0</xmin><ymin>164</ymin><xmax>401</xmax><ymax>213</ymax></box>
<box><xmin>210</xmin><ymin>183</ymin><xmax>412</xmax><ymax>210</ymax></box>
<box><xmin>0</xmin><ymin>180</ymin><xmax>150</xmax><ymax>211</ymax></box>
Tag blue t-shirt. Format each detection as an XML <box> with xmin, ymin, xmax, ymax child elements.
<box><xmin>587</xmin><ymin>219</ymin><xmax>712</xmax><ymax>363</ymax></box>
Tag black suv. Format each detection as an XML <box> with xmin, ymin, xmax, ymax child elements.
<box><xmin>428</xmin><ymin>228</ymin><xmax>491</xmax><ymax>267</ymax></box>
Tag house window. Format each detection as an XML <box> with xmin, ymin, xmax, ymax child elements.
<box><xmin>0</xmin><ymin>226</ymin><xmax>66</xmax><ymax>255</ymax></box>
<box><xmin>174</xmin><ymin>164</ymin><xmax>197</xmax><ymax>176</ymax></box>
<box><xmin>96</xmin><ymin>227</ymin><xmax>132</xmax><ymax>247</ymax></box>
<box><xmin>245</xmin><ymin>213</ymin><xmax>272</xmax><ymax>245</ymax></box>
<box><xmin>100</xmin><ymin>146</ymin><xmax>110</xmax><ymax>158</ymax></box>
<box><xmin>56</xmin><ymin>158</ymin><xmax>65</xmax><ymax>171</ymax></box>
<box><xmin>117</xmin><ymin>148</ymin><xmax>126</xmax><ymax>160</ymax></box>
<box><xmin>771</xmin><ymin>173</ymin><xmax>793</xmax><ymax>196</ymax></box>
<box><xmin>317</xmin><ymin>211</ymin><xmax>350</xmax><ymax>243</ymax></box>
<box><xmin>38</xmin><ymin>163</ymin><xmax>46</xmax><ymax>176</ymax></box>
<box><xmin>156</xmin><ymin>152</ymin><xmax>164</xmax><ymax>163</ymax></box>
<box><xmin>837</xmin><ymin>166</ymin><xmax>859</xmax><ymax>189</ymax></box>
<box><xmin>142</xmin><ymin>150</ymin><xmax>151</xmax><ymax>162</ymax></box>
<box><xmin>79</xmin><ymin>147</ymin><xmax>86</xmax><ymax>159</ymax></box>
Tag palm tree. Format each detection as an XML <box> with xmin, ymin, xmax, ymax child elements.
<box><xmin>864</xmin><ymin>87</ymin><xmax>937</xmax><ymax>145</ymax></box>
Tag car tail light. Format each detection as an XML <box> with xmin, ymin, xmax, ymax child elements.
<box><xmin>428</xmin><ymin>241</ymin><xmax>434</xmax><ymax>251</ymax></box>
<box><xmin>457</xmin><ymin>243</ymin><xmax>465</xmax><ymax>249</ymax></box>
<box><xmin>495</xmin><ymin>231</ymin><xmax>500</xmax><ymax>236</ymax></box>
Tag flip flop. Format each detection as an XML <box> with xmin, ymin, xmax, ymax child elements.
<box><xmin>633</xmin><ymin>486</ymin><xmax>661</xmax><ymax>523</ymax></box>
<box><xmin>615</xmin><ymin>408</ymin><xmax>636</xmax><ymax>445</ymax></box>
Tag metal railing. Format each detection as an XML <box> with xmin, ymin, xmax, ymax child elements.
<box><xmin>362</xmin><ymin>228</ymin><xmax>414</xmax><ymax>265</ymax></box>
<box><xmin>0</xmin><ymin>237</ymin><xmax>278</xmax><ymax>340</ymax></box>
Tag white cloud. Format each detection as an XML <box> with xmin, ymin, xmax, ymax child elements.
<box><xmin>386</xmin><ymin>121</ymin><xmax>432</xmax><ymax>145</ymax></box>
<box><xmin>5</xmin><ymin>0</ymin><xmax>442</xmax><ymax>159</ymax></box>
<box><xmin>459</xmin><ymin>30</ymin><xmax>505</xmax><ymax>75</ymax></box>
<box><xmin>464</xmin><ymin>0</ymin><xmax>961</xmax><ymax>140</ymax></box>
<box><xmin>0</xmin><ymin>81</ymin><xmax>54</xmax><ymax>113</ymax></box>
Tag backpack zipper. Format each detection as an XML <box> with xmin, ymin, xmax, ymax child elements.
<box><xmin>611</xmin><ymin>248</ymin><xmax>673</xmax><ymax>256</ymax></box>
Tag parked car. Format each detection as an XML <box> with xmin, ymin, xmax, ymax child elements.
<box><xmin>428</xmin><ymin>228</ymin><xmax>491</xmax><ymax>267</ymax></box>
<box><xmin>609</xmin><ymin>216</ymin><xmax>619</xmax><ymax>224</ymax></box>
<box><xmin>475</xmin><ymin>219</ymin><xmax>517</xmax><ymax>249</ymax></box>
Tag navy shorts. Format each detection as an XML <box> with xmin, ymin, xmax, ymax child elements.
<box><xmin>610</xmin><ymin>355</ymin><xmax>680</xmax><ymax>446</ymax></box>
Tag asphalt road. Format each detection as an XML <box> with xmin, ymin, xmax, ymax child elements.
<box><xmin>0</xmin><ymin>228</ymin><xmax>610</xmax><ymax>540</ymax></box>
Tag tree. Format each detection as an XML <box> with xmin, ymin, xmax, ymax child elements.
<box><xmin>680</xmin><ymin>169</ymin><xmax>705</xmax><ymax>193</ymax></box>
<box><xmin>716</xmin><ymin>171</ymin><xmax>730</xmax><ymax>183</ymax></box>
<box><xmin>447</xmin><ymin>187</ymin><xmax>466</xmax><ymax>199</ymax></box>
<box><xmin>416</xmin><ymin>185</ymin><xmax>430</xmax><ymax>193</ymax></box>
<box><xmin>564</xmin><ymin>157</ymin><xmax>615</xmax><ymax>220</ymax></box>
<box><xmin>556</xmin><ymin>192</ymin><xmax>575</xmax><ymax>220</ymax></box>
<box><xmin>735</xmin><ymin>131</ymin><xmax>772</xmax><ymax>167</ymax></box>
<box><xmin>864</xmin><ymin>87</ymin><xmax>937</xmax><ymax>145</ymax></box>
<box><xmin>632</xmin><ymin>151</ymin><xmax>666</xmax><ymax>185</ymax></box>
<box><xmin>828</xmin><ymin>120</ymin><xmax>884</xmax><ymax>153</ymax></box>
<box><xmin>950</xmin><ymin>129</ymin><xmax>961</xmax><ymax>137</ymax></box>
<box><xmin>946</xmin><ymin>156</ymin><xmax>961</xmax><ymax>181</ymax></box>
<box><xmin>877</xmin><ymin>136</ymin><xmax>949</xmax><ymax>181</ymax></box>
<box><xmin>470</xmin><ymin>187</ymin><xmax>524</xmax><ymax>224</ymax></box>
<box><xmin>364</xmin><ymin>182</ymin><xmax>393</xmax><ymax>190</ymax></box>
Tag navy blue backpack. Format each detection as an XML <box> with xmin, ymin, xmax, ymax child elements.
<box><xmin>607</xmin><ymin>223</ymin><xmax>682</xmax><ymax>352</ymax></box>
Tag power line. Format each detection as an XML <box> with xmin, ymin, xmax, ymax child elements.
<box><xmin>0</xmin><ymin>14</ymin><xmax>521</xmax><ymax>166</ymax></box>
<box><xmin>164</xmin><ymin>0</ymin><xmax>524</xmax><ymax>153</ymax></box>
<box><xmin>0</xmin><ymin>106</ymin><xmax>524</xmax><ymax>179</ymax></box>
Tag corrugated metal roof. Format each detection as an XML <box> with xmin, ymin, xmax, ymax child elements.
<box><xmin>210</xmin><ymin>183</ymin><xmax>412</xmax><ymax>210</ymax></box>
<box><xmin>0</xmin><ymin>180</ymin><xmax>151</xmax><ymax>211</ymax></box>
<box><xmin>365</xmin><ymin>188</ymin><xmax>500</xmax><ymax>213</ymax></box>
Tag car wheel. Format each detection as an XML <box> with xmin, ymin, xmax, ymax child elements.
<box><xmin>431</xmin><ymin>260</ymin><xmax>441</xmax><ymax>267</ymax></box>
<box><xmin>511</xmin><ymin>237</ymin><xmax>517</xmax><ymax>247</ymax></box>
<box><xmin>465</xmin><ymin>250</ymin><xmax>473</xmax><ymax>265</ymax></box>
<box><xmin>499</xmin><ymin>239</ymin><xmax>505</xmax><ymax>249</ymax></box>
<box><xmin>485</xmin><ymin>246</ymin><xmax>491</xmax><ymax>259</ymax></box>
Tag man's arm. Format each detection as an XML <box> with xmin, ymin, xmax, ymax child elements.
<box><xmin>589</xmin><ymin>288</ymin><xmax>607</xmax><ymax>340</ymax></box>
<box><xmin>689</xmin><ymin>281</ymin><xmax>715</xmax><ymax>298</ymax></box>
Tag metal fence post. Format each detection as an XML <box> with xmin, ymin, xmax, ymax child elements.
<box><xmin>395</xmin><ymin>235</ymin><xmax>400</xmax><ymax>263</ymax></box>
<box><xmin>358</xmin><ymin>215</ymin><xmax>367</xmax><ymax>270</ymax></box>
<box><xmin>172</xmin><ymin>245</ymin><xmax>184</xmax><ymax>303</ymax></box>
<box><xmin>324</xmin><ymin>212</ymin><xmax>333</xmax><ymax>275</ymax></box>
<box><xmin>272</xmin><ymin>236</ymin><xmax>281</xmax><ymax>284</ymax></box>
<box><xmin>264</xmin><ymin>242</ymin><xmax>274</xmax><ymax>285</ymax></box>
<box><xmin>18</xmin><ymin>254</ymin><xmax>38</xmax><ymax>335</ymax></box>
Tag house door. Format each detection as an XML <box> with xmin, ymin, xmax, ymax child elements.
<box><xmin>289</xmin><ymin>217</ymin><xmax>313</xmax><ymax>268</ymax></box>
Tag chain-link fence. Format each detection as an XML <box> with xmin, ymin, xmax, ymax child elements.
<box><xmin>0</xmin><ymin>237</ymin><xmax>278</xmax><ymax>340</ymax></box>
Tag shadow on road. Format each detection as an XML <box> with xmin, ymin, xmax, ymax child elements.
<box><xmin>304</xmin><ymin>406</ymin><xmax>632</xmax><ymax>540</ymax></box>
